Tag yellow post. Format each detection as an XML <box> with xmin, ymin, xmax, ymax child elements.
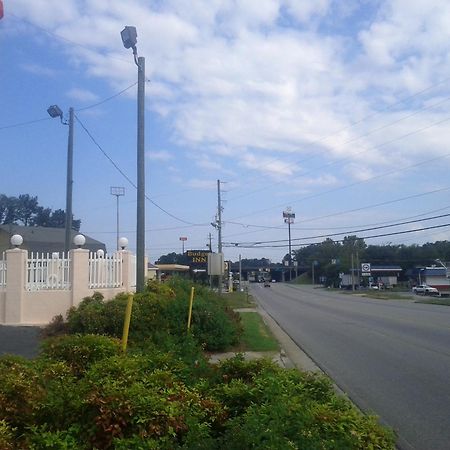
<box><xmin>121</xmin><ymin>293</ymin><xmax>134</xmax><ymax>353</ymax></box>
<box><xmin>187</xmin><ymin>287</ymin><xmax>195</xmax><ymax>332</ymax></box>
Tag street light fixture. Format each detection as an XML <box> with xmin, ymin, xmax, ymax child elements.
<box><xmin>47</xmin><ymin>104</ymin><xmax>74</xmax><ymax>254</ymax></box>
<box><xmin>121</xmin><ymin>25</ymin><xmax>146</xmax><ymax>293</ymax></box>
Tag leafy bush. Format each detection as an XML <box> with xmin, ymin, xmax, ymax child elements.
<box><xmin>0</xmin><ymin>339</ymin><xmax>395</xmax><ymax>449</ymax></box>
<box><xmin>0</xmin><ymin>355</ymin><xmax>45</xmax><ymax>430</ymax></box>
<box><xmin>61</xmin><ymin>278</ymin><xmax>241</xmax><ymax>351</ymax></box>
<box><xmin>40</xmin><ymin>334</ymin><xmax>121</xmax><ymax>376</ymax></box>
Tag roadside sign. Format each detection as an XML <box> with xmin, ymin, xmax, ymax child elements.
<box><xmin>361</xmin><ymin>262</ymin><xmax>371</xmax><ymax>276</ymax></box>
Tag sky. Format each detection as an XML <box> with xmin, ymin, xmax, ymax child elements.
<box><xmin>2</xmin><ymin>0</ymin><xmax>450</xmax><ymax>263</ymax></box>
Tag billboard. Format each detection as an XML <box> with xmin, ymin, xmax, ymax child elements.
<box><xmin>186</xmin><ymin>250</ymin><xmax>210</xmax><ymax>267</ymax></box>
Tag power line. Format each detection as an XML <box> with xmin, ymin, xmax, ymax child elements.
<box><xmin>229</xmin><ymin>115</ymin><xmax>450</xmax><ymax>221</ymax></box>
<box><xmin>74</xmin><ymin>115</ymin><xmax>208</xmax><ymax>226</ymax></box>
<box><xmin>226</xmin><ymin>77</ymin><xmax>450</xmax><ymax>199</ymax></box>
<box><xmin>225</xmin><ymin>213</ymin><xmax>450</xmax><ymax>246</ymax></box>
<box><xmin>225</xmin><ymin>222</ymin><xmax>450</xmax><ymax>249</ymax></box>
<box><xmin>9</xmin><ymin>13</ymin><xmax>133</xmax><ymax>65</ymax></box>
<box><xmin>0</xmin><ymin>117</ymin><xmax>52</xmax><ymax>131</ymax></box>
<box><xmin>75</xmin><ymin>82</ymin><xmax>138</xmax><ymax>112</ymax></box>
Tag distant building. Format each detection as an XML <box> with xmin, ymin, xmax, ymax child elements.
<box><xmin>0</xmin><ymin>224</ymin><xmax>106</xmax><ymax>254</ymax></box>
<box><xmin>420</xmin><ymin>266</ymin><xmax>450</xmax><ymax>293</ymax></box>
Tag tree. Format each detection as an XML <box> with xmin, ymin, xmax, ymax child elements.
<box><xmin>0</xmin><ymin>193</ymin><xmax>81</xmax><ymax>231</ymax></box>
<box><xmin>156</xmin><ymin>252</ymin><xmax>189</xmax><ymax>265</ymax></box>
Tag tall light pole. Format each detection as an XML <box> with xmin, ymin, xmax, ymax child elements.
<box><xmin>121</xmin><ymin>26</ymin><xmax>146</xmax><ymax>292</ymax></box>
<box><xmin>283</xmin><ymin>207</ymin><xmax>295</xmax><ymax>281</ymax></box>
<box><xmin>179</xmin><ymin>236</ymin><xmax>187</xmax><ymax>254</ymax></box>
<box><xmin>47</xmin><ymin>105</ymin><xmax>74</xmax><ymax>254</ymax></box>
<box><xmin>110</xmin><ymin>187</ymin><xmax>125</xmax><ymax>251</ymax></box>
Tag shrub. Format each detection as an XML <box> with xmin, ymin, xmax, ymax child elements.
<box><xmin>40</xmin><ymin>334</ymin><xmax>121</xmax><ymax>376</ymax></box>
<box><xmin>0</xmin><ymin>355</ymin><xmax>45</xmax><ymax>430</ymax></box>
<box><xmin>0</xmin><ymin>420</ymin><xmax>15</xmax><ymax>450</ymax></box>
<box><xmin>63</xmin><ymin>279</ymin><xmax>242</xmax><ymax>352</ymax></box>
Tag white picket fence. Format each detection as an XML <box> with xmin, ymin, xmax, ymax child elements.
<box><xmin>27</xmin><ymin>252</ymin><xmax>71</xmax><ymax>291</ymax></box>
<box><xmin>89</xmin><ymin>252</ymin><xmax>123</xmax><ymax>288</ymax></box>
<box><xmin>0</xmin><ymin>252</ymin><xmax>5</xmax><ymax>288</ymax></box>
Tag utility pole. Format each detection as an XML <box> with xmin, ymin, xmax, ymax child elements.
<box><xmin>351</xmin><ymin>253</ymin><xmax>355</xmax><ymax>291</ymax></box>
<box><xmin>65</xmin><ymin>107</ymin><xmax>74</xmax><ymax>254</ymax></box>
<box><xmin>46</xmin><ymin>104</ymin><xmax>74</xmax><ymax>254</ymax></box>
<box><xmin>283</xmin><ymin>207</ymin><xmax>295</xmax><ymax>281</ymax></box>
<box><xmin>217</xmin><ymin>179</ymin><xmax>223</xmax><ymax>294</ymax></box>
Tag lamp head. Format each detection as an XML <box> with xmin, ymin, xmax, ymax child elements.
<box><xmin>121</xmin><ymin>26</ymin><xmax>137</xmax><ymax>50</ymax></box>
<box><xmin>118</xmin><ymin>237</ymin><xmax>128</xmax><ymax>250</ymax></box>
<box><xmin>10</xmin><ymin>234</ymin><xmax>23</xmax><ymax>248</ymax></box>
<box><xmin>47</xmin><ymin>105</ymin><xmax>63</xmax><ymax>119</ymax></box>
<box><xmin>73</xmin><ymin>234</ymin><xmax>86</xmax><ymax>248</ymax></box>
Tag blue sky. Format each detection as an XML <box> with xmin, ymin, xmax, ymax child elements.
<box><xmin>2</xmin><ymin>0</ymin><xmax>450</xmax><ymax>263</ymax></box>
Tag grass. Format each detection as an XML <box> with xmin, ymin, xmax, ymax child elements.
<box><xmin>223</xmin><ymin>290</ymin><xmax>255</xmax><ymax>309</ymax></box>
<box><xmin>414</xmin><ymin>297</ymin><xmax>450</xmax><ymax>306</ymax></box>
<box><xmin>361</xmin><ymin>291</ymin><xmax>414</xmax><ymax>300</ymax></box>
<box><xmin>236</xmin><ymin>312</ymin><xmax>279</xmax><ymax>352</ymax></box>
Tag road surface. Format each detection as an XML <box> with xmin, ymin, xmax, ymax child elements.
<box><xmin>252</xmin><ymin>283</ymin><xmax>450</xmax><ymax>450</ymax></box>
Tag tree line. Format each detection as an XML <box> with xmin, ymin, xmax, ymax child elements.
<box><xmin>0</xmin><ymin>194</ymin><xmax>81</xmax><ymax>231</ymax></box>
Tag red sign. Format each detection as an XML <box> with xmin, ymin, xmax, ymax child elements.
<box><xmin>0</xmin><ymin>1</ymin><xmax>4</xmax><ymax>19</ymax></box>
<box><xmin>179</xmin><ymin>237</ymin><xmax>187</xmax><ymax>241</ymax></box>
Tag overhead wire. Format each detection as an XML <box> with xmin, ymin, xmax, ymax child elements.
<box><xmin>74</xmin><ymin>114</ymin><xmax>209</xmax><ymax>227</ymax></box>
<box><xmin>225</xmin><ymin>213</ymin><xmax>450</xmax><ymax>246</ymax></box>
<box><xmin>229</xmin><ymin>114</ymin><xmax>450</xmax><ymax>221</ymax></box>
<box><xmin>227</xmin><ymin>94</ymin><xmax>450</xmax><ymax>202</ymax></box>
<box><xmin>225</xmin><ymin>222</ymin><xmax>450</xmax><ymax>249</ymax></box>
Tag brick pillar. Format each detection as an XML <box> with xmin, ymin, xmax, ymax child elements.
<box><xmin>70</xmin><ymin>249</ymin><xmax>90</xmax><ymax>308</ymax></box>
<box><xmin>5</xmin><ymin>249</ymin><xmax>27</xmax><ymax>324</ymax></box>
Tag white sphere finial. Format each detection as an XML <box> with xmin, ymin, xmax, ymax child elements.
<box><xmin>118</xmin><ymin>237</ymin><xmax>128</xmax><ymax>250</ymax></box>
<box><xmin>10</xmin><ymin>234</ymin><xmax>23</xmax><ymax>248</ymax></box>
<box><xmin>73</xmin><ymin>234</ymin><xmax>86</xmax><ymax>248</ymax></box>
<box><xmin>97</xmin><ymin>249</ymin><xmax>105</xmax><ymax>258</ymax></box>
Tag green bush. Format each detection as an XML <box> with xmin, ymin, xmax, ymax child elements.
<box><xmin>61</xmin><ymin>278</ymin><xmax>241</xmax><ymax>352</ymax></box>
<box><xmin>0</xmin><ymin>355</ymin><xmax>45</xmax><ymax>430</ymax></box>
<box><xmin>0</xmin><ymin>420</ymin><xmax>15</xmax><ymax>450</ymax></box>
<box><xmin>40</xmin><ymin>334</ymin><xmax>121</xmax><ymax>376</ymax></box>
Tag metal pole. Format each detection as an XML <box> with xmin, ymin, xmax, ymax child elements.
<box><xmin>217</xmin><ymin>179</ymin><xmax>223</xmax><ymax>295</ymax></box>
<box><xmin>351</xmin><ymin>253</ymin><xmax>355</xmax><ymax>291</ymax></box>
<box><xmin>136</xmin><ymin>56</ymin><xmax>145</xmax><ymax>293</ymax></box>
<box><xmin>239</xmin><ymin>254</ymin><xmax>242</xmax><ymax>292</ymax></box>
<box><xmin>312</xmin><ymin>262</ymin><xmax>315</xmax><ymax>285</ymax></box>
<box><xmin>65</xmin><ymin>107</ymin><xmax>74</xmax><ymax>254</ymax></box>
<box><xmin>116</xmin><ymin>194</ymin><xmax>120</xmax><ymax>251</ymax></box>
<box><xmin>288</xmin><ymin>220</ymin><xmax>292</xmax><ymax>281</ymax></box>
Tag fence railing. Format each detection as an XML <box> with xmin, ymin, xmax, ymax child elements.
<box><xmin>89</xmin><ymin>252</ymin><xmax>123</xmax><ymax>289</ymax></box>
<box><xmin>27</xmin><ymin>252</ymin><xmax>71</xmax><ymax>291</ymax></box>
<box><xmin>0</xmin><ymin>252</ymin><xmax>5</xmax><ymax>288</ymax></box>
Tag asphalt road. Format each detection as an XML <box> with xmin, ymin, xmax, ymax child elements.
<box><xmin>0</xmin><ymin>325</ymin><xmax>41</xmax><ymax>358</ymax></box>
<box><xmin>251</xmin><ymin>283</ymin><xmax>450</xmax><ymax>450</ymax></box>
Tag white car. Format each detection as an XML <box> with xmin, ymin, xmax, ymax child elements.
<box><xmin>412</xmin><ymin>284</ymin><xmax>439</xmax><ymax>296</ymax></box>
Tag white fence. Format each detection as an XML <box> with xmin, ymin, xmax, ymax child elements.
<box><xmin>27</xmin><ymin>252</ymin><xmax>71</xmax><ymax>291</ymax></box>
<box><xmin>89</xmin><ymin>252</ymin><xmax>123</xmax><ymax>289</ymax></box>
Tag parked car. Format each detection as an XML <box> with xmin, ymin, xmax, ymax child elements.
<box><xmin>412</xmin><ymin>284</ymin><xmax>439</xmax><ymax>296</ymax></box>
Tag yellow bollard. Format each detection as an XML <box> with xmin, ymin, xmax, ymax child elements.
<box><xmin>187</xmin><ymin>287</ymin><xmax>195</xmax><ymax>332</ymax></box>
<box><xmin>121</xmin><ymin>293</ymin><xmax>134</xmax><ymax>353</ymax></box>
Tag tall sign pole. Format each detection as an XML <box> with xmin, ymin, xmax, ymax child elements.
<box><xmin>283</xmin><ymin>207</ymin><xmax>295</xmax><ymax>281</ymax></box>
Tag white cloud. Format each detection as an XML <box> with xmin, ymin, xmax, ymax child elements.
<box><xmin>21</xmin><ymin>63</ymin><xmax>57</xmax><ymax>77</ymax></box>
<box><xmin>147</xmin><ymin>150</ymin><xmax>173</xmax><ymax>161</ymax></box>
<box><xmin>66</xmin><ymin>87</ymin><xmax>99</xmax><ymax>102</ymax></box>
